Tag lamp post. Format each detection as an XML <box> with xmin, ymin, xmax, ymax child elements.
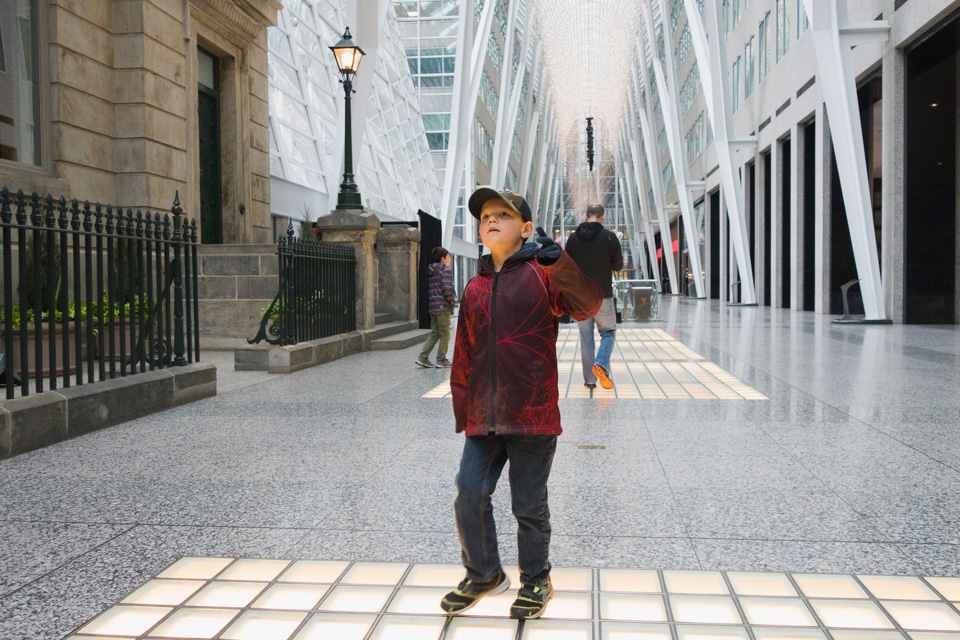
<box><xmin>330</xmin><ymin>27</ymin><xmax>365</xmax><ymax>210</ymax></box>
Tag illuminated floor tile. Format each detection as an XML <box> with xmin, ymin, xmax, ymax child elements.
<box><xmin>807</xmin><ymin>600</ymin><xmax>894</xmax><ymax>629</ymax></box>
<box><xmin>880</xmin><ymin>601</ymin><xmax>960</xmax><ymax>631</ymax></box>
<box><xmin>674</xmin><ymin>627</ymin><xmax>750</xmax><ymax>640</ymax></box>
<box><xmin>219</xmin><ymin>610</ymin><xmax>306</xmax><ymax>640</ymax></box>
<box><xmin>793</xmin><ymin>574</ymin><xmax>869</xmax><ymax>599</ymax></box>
<box><xmin>185</xmin><ymin>582</ymin><xmax>268</xmax><ymax>608</ymax></box>
<box><xmin>670</xmin><ymin>595</ymin><xmax>742</xmax><ymax>624</ymax></box>
<box><xmin>78</xmin><ymin>605</ymin><xmax>172</xmax><ymax>637</ymax></box>
<box><xmin>251</xmin><ymin>584</ymin><xmax>330</xmax><ymax>611</ymax></box>
<box><xmin>218</xmin><ymin>559</ymin><xmax>290</xmax><ymax>582</ymax></box>
<box><xmin>146</xmin><ymin>608</ymin><xmax>237</xmax><ymax>639</ymax></box>
<box><xmin>121</xmin><ymin>580</ymin><xmax>205</xmax><ymax>606</ymax></box>
<box><xmin>924</xmin><ymin>577</ymin><xmax>960</xmax><ymax>601</ymax></box>
<box><xmin>859</xmin><ymin>575</ymin><xmax>938</xmax><ymax>601</ymax></box>
<box><xmin>341</xmin><ymin>561</ymin><xmax>408</xmax><ymax>585</ymax></box>
<box><xmin>367</xmin><ymin>615</ymin><xmax>445</xmax><ymax>640</ymax></box>
<box><xmin>386</xmin><ymin>587</ymin><xmax>448</xmax><ymax>615</ymax></box>
<box><xmin>446</xmin><ymin>617</ymin><xmax>519</xmax><ymax>639</ymax></box>
<box><xmin>599</xmin><ymin>569</ymin><xmax>661</xmax><ymax>593</ymax></box>
<box><xmin>599</xmin><ymin>593</ymin><xmax>668</xmax><ymax>621</ymax></box>
<box><xmin>421</xmin><ymin>328</ymin><xmax>766</xmax><ymax>400</ymax></box>
<box><xmin>727</xmin><ymin>572</ymin><xmax>797</xmax><ymax>597</ymax></box>
<box><xmin>738</xmin><ymin>597</ymin><xmax>817</xmax><ymax>627</ymax></box>
<box><xmin>521</xmin><ymin>619</ymin><xmax>594</xmax><ymax>639</ymax></box>
<box><xmin>72</xmin><ymin>558</ymin><xmax>960</xmax><ymax>640</ymax></box>
<box><xmin>291</xmin><ymin>613</ymin><xmax>375</xmax><ymax>640</ymax></box>
<box><xmin>663</xmin><ymin>570</ymin><xmax>729</xmax><ymax>595</ymax></box>
<box><xmin>600</xmin><ymin>622</ymin><xmax>672</xmax><ymax>639</ymax></box>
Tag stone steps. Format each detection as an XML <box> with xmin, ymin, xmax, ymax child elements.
<box><xmin>375</xmin><ymin>312</ymin><xmax>393</xmax><ymax>324</ymax></box>
<box><xmin>368</xmin><ymin>328</ymin><xmax>432</xmax><ymax>351</ymax></box>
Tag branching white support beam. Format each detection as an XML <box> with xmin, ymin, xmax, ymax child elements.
<box><xmin>440</xmin><ymin>0</ymin><xmax>497</xmax><ymax>248</ymax></box>
<box><xmin>489</xmin><ymin>0</ymin><xmax>521</xmax><ymax>185</ymax></box>
<box><xmin>521</xmin><ymin>87</ymin><xmax>550</xmax><ymax>197</ymax></box>
<box><xmin>802</xmin><ymin>0</ymin><xmax>888</xmax><ymax>321</ymax></box>
<box><xmin>494</xmin><ymin>36</ymin><xmax>538</xmax><ymax>186</ymax></box>
<box><xmin>633</xmin><ymin>47</ymin><xmax>678</xmax><ymax>293</ymax></box>
<box><xmin>627</xmin><ymin>139</ymin><xmax>662</xmax><ymax>285</ymax></box>
<box><xmin>620</xmin><ymin>139</ymin><xmax>659</xmax><ymax>284</ymax></box>
<box><xmin>645</xmin><ymin>0</ymin><xmax>705</xmax><ymax>298</ymax></box>
<box><xmin>539</xmin><ymin>150</ymin><xmax>558</xmax><ymax>230</ymax></box>
<box><xmin>683</xmin><ymin>0</ymin><xmax>757</xmax><ymax>304</ymax></box>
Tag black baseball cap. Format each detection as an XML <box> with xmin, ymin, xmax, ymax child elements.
<box><xmin>468</xmin><ymin>188</ymin><xmax>532</xmax><ymax>222</ymax></box>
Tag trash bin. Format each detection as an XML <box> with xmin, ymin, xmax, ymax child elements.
<box><xmin>631</xmin><ymin>287</ymin><xmax>653</xmax><ymax>321</ymax></box>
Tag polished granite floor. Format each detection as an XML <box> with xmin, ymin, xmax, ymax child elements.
<box><xmin>2</xmin><ymin>298</ymin><xmax>960</xmax><ymax>639</ymax></box>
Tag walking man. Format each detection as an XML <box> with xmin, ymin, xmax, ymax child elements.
<box><xmin>564</xmin><ymin>204</ymin><xmax>623</xmax><ymax>390</ymax></box>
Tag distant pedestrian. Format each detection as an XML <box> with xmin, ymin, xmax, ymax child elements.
<box><xmin>416</xmin><ymin>247</ymin><xmax>456</xmax><ymax>368</ymax></box>
<box><xmin>564</xmin><ymin>203</ymin><xmax>623</xmax><ymax>390</ymax></box>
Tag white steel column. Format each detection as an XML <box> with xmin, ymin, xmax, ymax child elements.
<box><xmin>644</xmin><ymin>0</ymin><xmax>705</xmax><ymax>298</ymax></box>
<box><xmin>633</xmin><ymin>51</ymin><xmax>679</xmax><ymax>293</ymax></box>
<box><xmin>620</xmin><ymin>142</ymin><xmax>659</xmax><ymax>284</ymax></box>
<box><xmin>802</xmin><ymin>0</ymin><xmax>889</xmax><ymax>321</ymax></box>
<box><xmin>521</xmin><ymin>88</ymin><xmax>550</xmax><ymax>197</ymax></box>
<box><xmin>440</xmin><ymin>0</ymin><xmax>497</xmax><ymax>247</ymax></box>
<box><xmin>683</xmin><ymin>0</ymin><xmax>758</xmax><ymax>304</ymax></box>
<box><xmin>489</xmin><ymin>0</ymin><xmax>520</xmax><ymax>185</ymax></box>
<box><xmin>493</xmin><ymin>37</ymin><xmax>538</xmax><ymax>186</ymax></box>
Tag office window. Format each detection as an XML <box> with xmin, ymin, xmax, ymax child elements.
<box><xmin>732</xmin><ymin>55</ymin><xmax>741</xmax><ymax>111</ymax></box>
<box><xmin>776</xmin><ymin>0</ymin><xmax>791</xmax><ymax>62</ymax></box>
<box><xmin>744</xmin><ymin>36</ymin><xmax>754</xmax><ymax>100</ymax></box>
<box><xmin>798</xmin><ymin>0</ymin><xmax>809</xmax><ymax>37</ymax></box>
<box><xmin>732</xmin><ymin>0</ymin><xmax>741</xmax><ymax>27</ymax></box>
<box><xmin>758</xmin><ymin>12</ymin><xmax>770</xmax><ymax>81</ymax></box>
<box><xmin>0</xmin><ymin>0</ymin><xmax>41</xmax><ymax>165</ymax></box>
<box><xmin>722</xmin><ymin>0</ymin><xmax>730</xmax><ymax>37</ymax></box>
<box><xmin>487</xmin><ymin>32</ymin><xmax>501</xmax><ymax>75</ymax></box>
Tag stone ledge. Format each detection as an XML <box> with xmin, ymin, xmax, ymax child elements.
<box><xmin>0</xmin><ymin>363</ymin><xmax>217</xmax><ymax>459</ymax></box>
<box><xmin>235</xmin><ymin>331</ymin><xmax>364</xmax><ymax>374</ymax></box>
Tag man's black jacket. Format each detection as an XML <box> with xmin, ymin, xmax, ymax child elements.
<box><xmin>564</xmin><ymin>222</ymin><xmax>624</xmax><ymax>298</ymax></box>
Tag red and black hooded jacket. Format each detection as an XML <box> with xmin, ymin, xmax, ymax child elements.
<box><xmin>451</xmin><ymin>243</ymin><xmax>602</xmax><ymax>436</ymax></box>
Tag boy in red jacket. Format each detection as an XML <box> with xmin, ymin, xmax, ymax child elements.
<box><xmin>440</xmin><ymin>188</ymin><xmax>601</xmax><ymax>619</ymax></box>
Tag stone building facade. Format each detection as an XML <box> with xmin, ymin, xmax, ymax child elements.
<box><xmin>0</xmin><ymin>0</ymin><xmax>280</xmax><ymax>244</ymax></box>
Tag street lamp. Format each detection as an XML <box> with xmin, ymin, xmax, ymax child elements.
<box><xmin>330</xmin><ymin>27</ymin><xmax>365</xmax><ymax>210</ymax></box>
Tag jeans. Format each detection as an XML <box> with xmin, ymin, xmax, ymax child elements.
<box><xmin>577</xmin><ymin>296</ymin><xmax>617</xmax><ymax>384</ymax></box>
<box><xmin>419</xmin><ymin>312</ymin><xmax>451</xmax><ymax>361</ymax></box>
<box><xmin>454</xmin><ymin>434</ymin><xmax>557</xmax><ymax>586</ymax></box>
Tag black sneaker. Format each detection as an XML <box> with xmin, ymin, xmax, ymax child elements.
<box><xmin>440</xmin><ymin>568</ymin><xmax>510</xmax><ymax>614</ymax></box>
<box><xmin>510</xmin><ymin>580</ymin><xmax>554</xmax><ymax>619</ymax></box>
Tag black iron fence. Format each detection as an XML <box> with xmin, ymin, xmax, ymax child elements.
<box><xmin>250</xmin><ymin>223</ymin><xmax>356</xmax><ymax>346</ymax></box>
<box><xmin>0</xmin><ymin>187</ymin><xmax>201</xmax><ymax>399</ymax></box>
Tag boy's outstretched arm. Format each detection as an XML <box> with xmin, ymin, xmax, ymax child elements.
<box><xmin>534</xmin><ymin>227</ymin><xmax>603</xmax><ymax>321</ymax></box>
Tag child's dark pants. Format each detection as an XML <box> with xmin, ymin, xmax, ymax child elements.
<box><xmin>454</xmin><ymin>433</ymin><xmax>557</xmax><ymax>586</ymax></box>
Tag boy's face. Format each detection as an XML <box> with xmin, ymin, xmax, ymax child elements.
<box><xmin>478</xmin><ymin>199</ymin><xmax>532</xmax><ymax>252</ymax></box>
<box><xmin>441</xmin><ymin>254</ymin><xmax>451</xmax><ymax>267</ymax></box>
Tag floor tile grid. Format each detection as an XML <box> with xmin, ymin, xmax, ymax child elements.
<box><xmin>69</xmin><ymin>558</ymin><xmax>960</xmax><ymax>640</ymax></box>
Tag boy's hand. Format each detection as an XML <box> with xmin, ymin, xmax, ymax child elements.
<box><xmin>535</xmin><ymin>227</ymin><xmax>561</xmax><ymax>266</ymax></box>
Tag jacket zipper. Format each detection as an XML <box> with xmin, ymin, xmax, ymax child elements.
<box><xmin>488</xmin><ymin>271</ymin><xmax>500</xmax><ymax>433</ymax></box>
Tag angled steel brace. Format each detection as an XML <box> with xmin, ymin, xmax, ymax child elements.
<box><xmin>645</xmin><ymin>0</ymin><xmax>704</xmax><ymax>298</ymax></box>
<box><xmin>440</xmin><ymin>0</ymin><xmax>497</xmax><ymax>248</ymax></box>
<box><xmin>802</xmin><ymin>0</ymin><xmax>889</xmax><ymax>321</ymax></box>
<box><xmin>621</xmin><ymin>134</ymin><xmax>660</xmax><ymax>285</ymax></box>
<box><xmin>632</xmin><ymin>49</ymin><xmax>679</xmax><ymax>293</ymax></box>
<box><xmin>493</xmin><ymin>36</ymin><xmax>538</xmax><ymax>186</ymax></box>
<box><xmin>521</xmin><ymin>87</ymin><xmax>550</xmax><ymax>197</ymax></box>
<box><xmin>683</xmin><ymin>0</ymin><xmax>758</xmax><ymax>304</ymax></box>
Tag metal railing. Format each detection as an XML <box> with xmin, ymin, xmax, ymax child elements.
<box><xmin>0</xmin><ymin>187</ymin><xmax>201</xmax><ymax>399</ymax></box>
<box><xmin>249</xmin><ymin>223</ymin><xmax>356</xmax><ymax>346</ymax></box>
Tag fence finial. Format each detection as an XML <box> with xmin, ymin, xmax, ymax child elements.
<box><xmin>172</xmin><ymin>191</ymin><xmax>182</xmax><ymax>217</ymax></box>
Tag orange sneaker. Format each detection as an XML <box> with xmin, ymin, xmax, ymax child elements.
<box><xmin>592</xmin><ymin>364</ymin><xmax>614</xmax><ymax>389</ymax></box>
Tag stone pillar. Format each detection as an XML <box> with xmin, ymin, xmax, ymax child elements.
<box><xmin>314</xmin><ymin>210</ymin><xmax>380</xmax><ymax>331</ymax></box>
<box><xmin>376</xmin><ymin>225</ymin><xmax>421</xmax><ymax>322</ymax></box>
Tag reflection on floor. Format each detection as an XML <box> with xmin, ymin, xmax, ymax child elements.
<box><xmin>422</xmin><ymin>326</ymin><xmax>767</xmax><ymax>400</ymax></box>
<box><xmin>71</xmin><ymin>557</ymin><xmax>960</xmax><ymax>639</ymax></box>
